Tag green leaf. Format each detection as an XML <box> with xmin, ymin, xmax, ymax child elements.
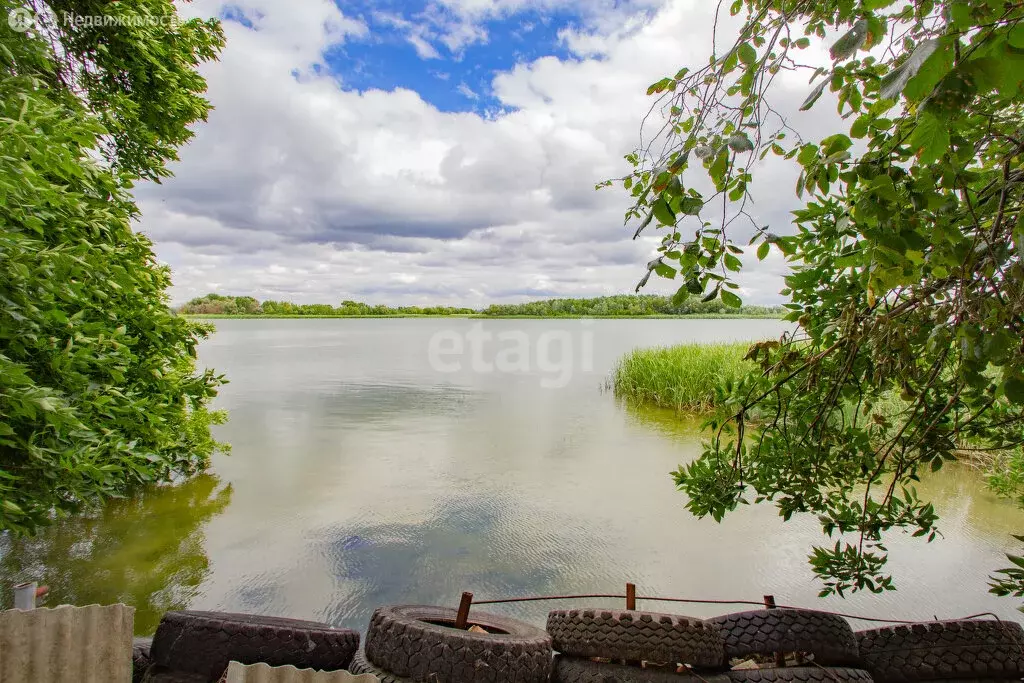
<box><xmin>727</xmin><ymin>133</ymin><xmax>755</xmax><ymax>153</ymax></box>
<box><xmin>633</xmin><ymin>210</ymin><xmax>655</xmax><ymax>239</ymax></box>
<box><xmin>801</xmin><ymin>79</ymin><xmax>829</xmax><ymax>111</ymax></box>
<box><xmin>652</xmin><ymin>197</ymin><xmax>677</xmax><ymax>226</ymax></box>
<box><xmin>757</xmin><ymin>241</ymin><xmax>770</xmax><ymax>261</ymax></box>
<box><xmin>35</xmin><ymin>397</ymin><xmax>57</xmax><ymax>412</ymax></box>
<box><xmin>721</xmin><ymin>290</ymin><xmax>742</xmax><ymax>308</ymax></box>
<box><xmin>654</xmin><ymin>262</ymin><xmax>677</xmax><ymax>279</ymax></box>
<box><xmin>870</xmin><ymin>174</ymin><xmax>899</xmax><ymax>202</ymax></box>
<box><xmin>879</xmin><ymin>39</ymin><xmax>939</xmax><ymax>100</ymax></box>
<box><xmin>1005</xmin><ymin>375</ymin><xmax>1024</xmax><ymax>405</ymax></box>
<box><xmin>909</xmin><ymin>112</ymin><xmax>950</xmax><ymax>165</ymax></box>
<box><xmin>679</xmin><ymin>197</ymin><xmax>704</xmax><ymax>215</ymax></box>
<box><xmin>903</xmin><ymin>40</ymin><xmax>954</xmax><ymax>102</ymax></box>
<box><xmin>647</xmin><ymin>77</ymin><xmax>673</xmax><ymax>95</ymax></box>
<box><xmin>738</xmin><ymin>43</ymin><xmax>757</xmax><ymax>66</ymax></box>
<box><xmin>1009</xmin><ymin>24</ymin><xmax>1024</xmax><ymax>50</ymax></box>
<box><xmin>694</xmin><ymin>145</ymin><xmax>716</xmax><ymax>160</ymax></box>
<box><xmin>830</xmin><ymin>19</ymin><xmax>868</xmax><ymax>61</ymax></box>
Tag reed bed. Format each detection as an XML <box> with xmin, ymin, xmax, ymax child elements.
<box><xmin>612</xmin><ymin>342</ymin><xmax>755</xmax><ymax>412</ymax></box>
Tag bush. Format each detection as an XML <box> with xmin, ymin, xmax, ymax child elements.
<box><xmin>0</xmin><ymin>1</ymin><xmax>226</xmax><ymax>534</ymax></box>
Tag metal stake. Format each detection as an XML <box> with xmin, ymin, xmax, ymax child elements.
<box><xmin>455</xmin><ymin>591</ymin><xmax>474</xmax><ymax>630</ymax></box>
<box><xmin>625</xmin><ymin>583</ymin><xmax>636</xmax><ymax>611</ymax></box>
<box><xmin>764</xmin><ymin>595</ymin><xmax>786</xmax><ymax>667</ymax></box>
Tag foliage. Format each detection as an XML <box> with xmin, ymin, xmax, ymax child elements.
<box><xmin>179</xmin><ymin>293</ymin><xmax>477</xmax><ymax>317</ymax></box>
<box><xmin>613</xmin><ymin>343</ymin><xmax>756</xmax><ymax>411</ymax></box>
<box><xmin>178</xmin><ymin>293</ymin><xmax>784</xmax><ymax>317</ymax></box>
<box><xmin>1</xmin><ymin>0</ymin><xmax>226</xmax><ymax>534</ymax></box>
<box><xmin>481</xmin><ymin>294</ymin><xmax>782</xmax><ymax>317</ymax></box>
<box><xmin>617</xmin><ymin>0</ymin><xmax>1024</xmax><ymax>597</ymax></box>
<box><xmin>0</xmin><ymin>475</ymin><xmax>231</xmax><ymax>634</ymax></box>
<box><xmin>22</xmin><ymin>0</ymin><xmax>224</xmax><ymax>181</ymax></box>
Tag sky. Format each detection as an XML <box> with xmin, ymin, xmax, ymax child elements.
<box><xmin>141</xmin><ymin>0</ymin><xmax>831</xmax><ymax>307</ymax></box>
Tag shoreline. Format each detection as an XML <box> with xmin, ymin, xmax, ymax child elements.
<box><xmin>181</xmin><ymin>313</ymin><xmax>786</xmax><ymax>320</ymax></box>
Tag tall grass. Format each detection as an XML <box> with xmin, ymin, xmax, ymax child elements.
<box><xmin>613</xmin><ymin>342</ymin><xmax>755</xmax><ymax>412</ymax></box>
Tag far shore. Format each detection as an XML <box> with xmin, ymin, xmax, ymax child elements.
<box><xmin>181</xmin><ymin>313</ymin><xmax>786</xmax><ymax>320</ymax></box>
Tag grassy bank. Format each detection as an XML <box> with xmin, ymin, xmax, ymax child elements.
<box><xmin>613</xmin><ymin>342</ymin><xmax>755</xmax><ymax>412</ymax></box>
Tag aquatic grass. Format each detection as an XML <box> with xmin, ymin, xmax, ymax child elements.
<box><xmin>613</xmin><ymin>342</ymin><xmax>756</xmax><ymax>412</ymax></box>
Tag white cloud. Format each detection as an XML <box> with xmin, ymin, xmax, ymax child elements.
<box><xmin>143</xmin><ymin>0</ymin><xmax>823</xmax><ymax>307</ymax></box>
<box><xmin>457</xmin><ymin>82</ymin><xmax>479</xmax><ymax>100</ymax></box>
<box><xmin>372</xmin><ymin>12</ymin><xmax>443</xmax><ymax>59</ymax></box>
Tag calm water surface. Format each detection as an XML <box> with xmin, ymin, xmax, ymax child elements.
<box><xmin>4</xmin><ymin>318</ymin><xmax>1023</xmax><ymax>633</ymax></box>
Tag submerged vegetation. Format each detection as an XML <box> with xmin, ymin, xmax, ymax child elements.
<box><xmin>179</xmin><ymin>293</ymin><xmax>784</xmax><ymax>318</ymax></box>
<box><xmin>613</xmin><ymin>343</ymin><xmax>755</xmax><ymax>412</ymax></box>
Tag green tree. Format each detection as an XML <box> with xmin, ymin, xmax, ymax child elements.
<box><xmin>1</xmin><ymin>0</ymin><xmax>226</xmax><ymax>533</ymax></box>
<box><xmin>619</xmin><ymin>0</ymin><xmax>1024</xmax><ymax>598</ymax></box>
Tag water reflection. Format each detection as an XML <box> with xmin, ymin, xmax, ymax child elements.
<box><xmin>0</xmin><ymin>475</ymin><xmax>231</xmax><ymax>634</ymax></box>
<box><xmin>4</xmin><ymin>319</ymin><xmax>1023</xmax><ymax>633</ymax></box>
<box><xmin>276</xmin><ymin>492</ymin><xmax>622</xmax><ymax>632</ymax></box>
<box><xmin>618</xmin><ymin>399</ymin><xmax>707</xmax><ymax>444</ymax></box>
<box><xmin>235</xmin><ymin>381</ymin><xmax>480</xmax><ymax>425</ymax></box>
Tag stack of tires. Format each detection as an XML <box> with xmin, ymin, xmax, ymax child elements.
<box><xmin>546</xmin><ymin>606</ymin><xmax>1024</xmax><ymax>683</ymax></box>
<box><xmin>707</xmin><ymin>608</ymin><xmax>871</xmax><ymax>681</ymax></box>
<box><xmin>140</xmin><ymin>611</ymin><xmax>360</xmax><ymax>682</ymax></box>
<box><xmin>349</xmin><ymin>605</ymin><xmax>554</xmax><ymax>683</ymax></box>
<box><xmin>547</xmin><ymin>608</ymin><xmax>730</xmax><ymax>682</ymax></box>
<box><xmin>132</xmin><ymin>605</ymin><xmax>1024</xmax><ymax>683</ymax></box>
<box><xmin>856</xmin><ymin>619</ymin><xmax>1024</xmax><ymax>682</ymax></box>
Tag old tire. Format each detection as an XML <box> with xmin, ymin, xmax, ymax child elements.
<box><xmin>547</xmin><ymin>609</ymin><xmax>725</xmax><ymax>668</ymax></box>
<box><xmin>364</xmin><ymin>604</ymin><xmax>552</xmax><ymax>683</ymax></box>
<box><xmin>349</xmin><ymin>650</ymin><xmax>415</xmax><ymax>683</ymax></box>
<box><xmin>856</xmin><ymin>620</ymin><xmax>1024</xmax><ymax>682</ymax></box>
<box><xmin>134</xmin><ymin>637</ymin><xmax>154</xmax><ymax>683</ymax></box>
<box><xmin>141</xmin><ymin>668</ymin><xmax>211</xmax><ymax>683</ymax></box>
<box><xmin>150</xmin><ymin>610</ymin><xmax>359</xmax><ymax>681</ymax></box>
<box><xmin>552</xmin><ymin>655</ymin><xmax>730</xmax><ymax>683</ymax></box>
<box><xmin>708</xmin><ymin>610</ymin><xmax>860</xmax><ymax>667</ymax></box>
<box><xmin>724</xmin><ymin>668</ymin><xmax>874</xmax><ymax>682</ymax></box>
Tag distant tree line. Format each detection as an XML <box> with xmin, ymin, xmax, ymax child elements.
<box><xmin>479</xmin><ymin>295</ymin><xmax>782</xmax><ymax>317</ymax></box>
<box><xmin>178</xmin><ymin>293</ymin><xmax>476</xmax><ymax>316</ymax></box>
<box><xmin>178</xmin><ymin>293</ymin><xmax>783</xmax><ymax>317</ymax></box>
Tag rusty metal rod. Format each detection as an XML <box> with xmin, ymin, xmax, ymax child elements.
<box><xmin>625</xmin><ymin>583</ymin><xmax>636</xmax><ymax>611</ymax></box>
<box><xmin>454</xmin><ymin>591</ymin><xmax>474</xmax><ymax>630</ymax></box>
<box><xmin>470</xmin><ymin>593</ymin><xmax>934</xmax><ymax>624</ymax></box>
<box><xmin>473</xmin><ymin>594</ymin><xmax>628</xmax><ymax>605</ymax></box>
<box><xmin>764</xmin><ymin>595</ymin><xmax>786</xmax><ymax>668</ymax></box>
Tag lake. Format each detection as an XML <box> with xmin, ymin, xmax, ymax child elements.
<box><xmin>3</xmin><ymin>318</ymin><xmax>1023</xmax><ymax>634</ymax></box>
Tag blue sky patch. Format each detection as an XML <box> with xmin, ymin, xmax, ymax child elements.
<box><xmin>325</xmin><ymin>0</ymin><xmax>582</xmax><ymax>113</ymax></box>
<box><xmin>219</xmin><ymin>4</ymin><xmax>259</xmax><ymax>29</ymax></box>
